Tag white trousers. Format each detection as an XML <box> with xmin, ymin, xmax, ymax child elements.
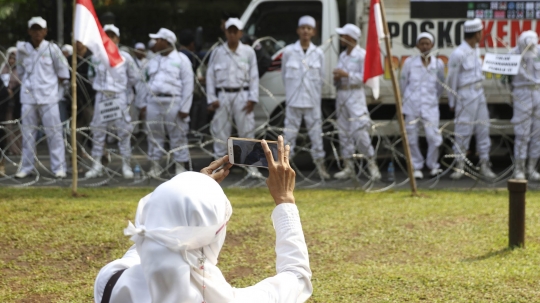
<box><xmin>512</xmin><ymin>87</ymin><xmax>540</xmax><ymax>160</ymax></box>
<box><xmin>453</xmin><ymin>88</ymin><xmax>491</xmax><ymax>161</ymax></box>
<box><xmin>405</xmin><ymin>113</ymin><xmax>442</xmax><ymax>170</ymax></box>
<box><xmin>284</xmin><ymin>106</ymin><xmax>325</xmax><ymax>160</ymax></box>
<box><xmin>335</xmin><ymin>91</ymin><xmax>374</xmax><ymax>159</ymax></box>
<box><xmin>211</xmin><ymin>91</ymin><xmax>255</xmax><ymax>157</ymax></box>
<box><xmin>146</xmin><ymin>100</ymin><xmax>190</xmax><ymax>162</ymax></box>
<box><xmin>90</xmin><ymin>92</ymin><xmax>133</xmax><ymax>159</ymax></box>
<box><xmin>20</xmin><ymin>103</ymin><xmax>66</xmax><ymax>174</ymax></box>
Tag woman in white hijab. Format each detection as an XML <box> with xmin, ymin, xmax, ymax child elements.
<box><xmin>94</xmin><ymin>135</ymin><xmax>312</xmax><ymax>303</ymax></box>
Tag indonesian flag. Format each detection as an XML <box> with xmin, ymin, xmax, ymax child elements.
<box><xmin>74</xmin><ymin>0</ymin><xmax>124</xmax><ymax>69</ymax></box>
<box><xmin>363</xmin><ymin>0</ymin><xmax>385</xmax><ymax>99</ymax></box>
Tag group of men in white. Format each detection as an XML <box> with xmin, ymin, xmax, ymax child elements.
<box><xmin>8</xmin><ymin>15</ymin><xmax>540</xmax><ymax>182</ymax></box>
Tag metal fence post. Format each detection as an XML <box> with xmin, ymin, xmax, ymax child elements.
<box><xmin>508</xmin><ymin>179</ymin><xmax>527</xmax><ymax>248</ymax></box>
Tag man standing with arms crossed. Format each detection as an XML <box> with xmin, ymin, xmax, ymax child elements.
<box><xmin>207</xmin><ymin>18</ymin><xmax>262</xmax><ymax>179</ymax></box>
<box><xmin>282</xmin><ymin>16</ymin><xmax>330</xmax><ymax>179</ymax></box>
<box><xmin>141</xmin><ymin>28</ymin><xmax>194</xmax><ymax>178</ymax></box>
<box><xmin>446</xmin><ymin>18</ymin><xmax>496</xmax><ymax>180</ymax></box>
<box><xmin>400</xmin><ymin>32</ymin><xmax>445</xmax><ymax>179</ymax></box>
<box><xmin>15</xmin><ymin>17</ymin><xmax>69</xmax><ymax>179</ymax></box>
<box><xmin>85</xmin><ymin>25</ymin><xmax>140</xmax><ymax>179</ymax></box>
<box><xmin>332</xmin><ymin>24</ymin><xmax>381</xmax><ymax>181</ymax></box>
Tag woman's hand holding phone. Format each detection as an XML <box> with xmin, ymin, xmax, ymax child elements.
<box><xmin>261</xmin><ymin>135</ymin><xmax>296</xmax><ymax>205</ymax></box>
<box><xmin>200</xmin><ymin>155</ymin><xmax>233</xmax><ymax>184</ymax></box>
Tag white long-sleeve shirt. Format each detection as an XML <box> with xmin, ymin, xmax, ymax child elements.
<box><xmin>88</xmin><ymin>50</ymin><xmax>140</xmax><ymax>94</ymax></box>
<box><xmin>400</xmin><ymin>55</ymin><xmax>445</xmax><ymax>116</ymax></box>
<box><xmin>17</xmin><ymin>40</ymin><xmax>69</xmax><ymax>105</ymax></box>
<box><xmin>206</xmin><ymin>42</ymin><xmax>259</xmax><ymax>104</ymax></box>
<box><xmin>336</xmin><ymin>45</ymin><xmax>365</xmax><ymax>87</ymax></box>
<box><xmin>233</xmin><ymin>203</ymin><xmax>312</xmax><ymax>303</ymax></box>
<box><xmin>97</xmin><ymin>203</ymin><xmax>312</xmax><ymax>303</ymax></box>
<box><xmin>510</xmin><ymin>46</ymin><xmax>540</xmax><ymax>88</ymax></box>
<box><xmin>281</xmin><ymin>41</ymin><xmax>324</xmax><ymax>108</ymax></box>
<box><xmin>446</xmin><ymin>42</ymin><xmax>485</xmax><ymax>108</ymax></box>
<box><xmin>144</xmin><ymin>50</ymin><xmax>194</xmax><ymax>113</ymax></box>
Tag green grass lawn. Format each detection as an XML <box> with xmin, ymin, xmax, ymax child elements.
<box><xmin>1</xmin><ymin>187</ymin><xmax>540</xmax><ymax>302</ymax></box>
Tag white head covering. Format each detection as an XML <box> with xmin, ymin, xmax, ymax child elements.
<box><xmin>124</xmin><ymin>172</ymin><xmax>234</xmax><ymax>302</ymax></box>
<box><xmin>134</xmin><ymin>42</ymin><xmax>145</xmax><ymax>50</ymax></box>
<box><xmin>6</xmin><ymin>47</ymin><xmax>17</xmax><ymax>57</ymax></box>
<box><xmin>61</xmin><ymin>44</ymin><xmax>73</xmax><ymax>55</ymax></box>
<box><xmin>464</xmin><ymin>18</ymin><xmax>483</xmax><ymax>33</ymax></box>
<box><xmin>298</xmin><ymin>15</ymin><xmax>316</xmax><ymax>28</ymax></box>
<box><xmin>149</xmin><ymin>28</ymin><xmax>177</xmax><ymax>45</ymax></box>
<box><xmin>518</xmin><ymin>30</ymin><xmax>538</xmax><ymax>54</ymax></box>
<box><xmin>28</xmin><ymin>16</ymin><xmax>46</xmax><ymax>29</ymax></box>
<box><xmin>336</xmin><ymin>23</ymin><xmax>361</xmax><ymax>41</ymax></box>
<box><xmin>225</xmin><ymin>18</ymin><xmax>244</xmax><ymax>30</ymax></box>
<box><xmin>416</xmin><ymin>32</ymin><xmax>434</xmax><ymax>44</ymax></box>
<box><xmin>103</xmin><ymin>24</ymin><xmax>120</xmax><ymax>37</ymax></box>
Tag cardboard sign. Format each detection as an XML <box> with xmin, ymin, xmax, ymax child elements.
<box><xmin>482</xmin><ymin>53</ymin><xmax>522</xmax><ymax>75</ymax></box>
<box><xmin>99</xmin><ymin>99</ymin><xmax>122</xmax><ymax>123</ymax></box>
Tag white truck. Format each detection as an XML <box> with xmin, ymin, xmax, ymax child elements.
<box><xmin>241</xmin><ymin>0</ymin><xmax>540</xmax><ymax>144</ymax></box>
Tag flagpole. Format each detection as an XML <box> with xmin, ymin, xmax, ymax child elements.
<box><xmin>71</xmin><ymin>0</ymin><xmax>78</xmax><ymax>195</ymax></box>
<box><xmin>378</xmin><ymin>0</ymin><xmax>418</xmax><ymax>195</ymax></box>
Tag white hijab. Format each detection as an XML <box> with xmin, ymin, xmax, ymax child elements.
<box><xmin>518</xmin><ymin>30</ymin><xmax>538</xmax><ymax>58</ymax></box>
<box><xmin>124</xmin><ymin>172</ymin><xmax>234</xmax><ymax>303</ymax></box>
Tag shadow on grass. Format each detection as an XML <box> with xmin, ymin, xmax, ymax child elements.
<box><xmin>461</xmin><ymin>247</ymin><xmax>514</xmax><ymax>262</ymax></box>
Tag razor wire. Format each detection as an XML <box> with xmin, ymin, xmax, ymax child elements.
<box><xmin>0</xmin><ymin>33</ymin><xmax>539</xmax><ymax>190</ymax></box>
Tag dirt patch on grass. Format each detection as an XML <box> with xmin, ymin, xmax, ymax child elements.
<box><xmin>225</xmin><ymin>265</ymin><xmax>255</xmax><ymax>281</ymax></box>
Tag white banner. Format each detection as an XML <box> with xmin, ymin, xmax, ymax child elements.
<box><xmin>99</xmin><ymin>99</ymin><xmax>122</xmax><ymax>123</ymax></box>
<box><xmin>482</xmin><ymin>53</ymin><xmax>522</xmax><ymax>75</ymax></box>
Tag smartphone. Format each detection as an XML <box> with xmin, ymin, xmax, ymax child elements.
<box><xmin>228</xmin><ymin>137</ymin><xmax>278</xmax><ymax>168</ymax></box>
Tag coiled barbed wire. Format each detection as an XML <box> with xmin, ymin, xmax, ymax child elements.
<box><xmin>0</xmin><ymin>33</ymin><xmax>538</xmax><ymax>190</ymax></box>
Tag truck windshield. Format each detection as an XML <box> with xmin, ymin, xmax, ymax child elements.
<box><xmin>244</xmin><ymin>1</ymin><xmax>323</xmax><ymax>55</ymax></box>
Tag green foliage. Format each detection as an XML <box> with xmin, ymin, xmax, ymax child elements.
<box><xmin>1</xmin><ymin>188</ymin><xmax>540</xmax><ymax>302</ymax></box>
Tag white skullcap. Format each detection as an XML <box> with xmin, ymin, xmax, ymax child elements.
<box><xmin>134</xmin><ymin>42</ymin><xmax>145</xmax><ymax>50</ymax></box>
<box><xmin>61</xmin><ymin>44</ymin><xmax>73</xmax><ymax>55</ymax></box>
<box><xmin>518</xmin><ymin>30</ymin><xmax>539</xmax><ymax>52</ymax></box>
<box><xmin>28</xmin><ymin>16</ymin><xmax>47</xmax><ymax>29</ymax></box>
<box><xmin>416</xmin><ymin>32</ymin><xmax>434</xmax><ymax>44</ymax></box>
<box><xmin>298</xmin><ymin>15</ymin><xmax>316</xmax><ymax>28</ymax></box>
<box><xmin>149</xmin><ymin>28</ymin><xmax>177</xmax><ymax>45</ymax></box>
<box><xmin>103</xmin><ymin>24</ymin><xmax>120</xmax><ymax>37</ymax></box>
<box><xmin>225</xmin><ymin>18</ymin><xmax>244</xmax><ymax>30</ymax></box>
<box><xmin>336</xmin><ymin>24</ymin><xmax>361</xmax><ymax>41</ymax></box>
<box><xmin>148</xmin><ymin>39</ymin><xmax>156</xmax><ymax>48</ymax></box>
<box><xmin>464</xmin><ymin>18</ymin><xmax>483</xmax><ymax>33</ymax></box>
<box><xmin>6</xmin><ymin>47</ymin><xmax>17</xmax><ymax>56</ymax></box>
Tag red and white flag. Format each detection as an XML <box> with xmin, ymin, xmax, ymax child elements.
<box><xmin>363</xmin><ymin>0</ymin><xmax>385</xmax><ymax>99</ymax></box>
<box><xmin>74</xmin><ymin>0</ymin><xmax>124</xmax><ymax>69</ymax></box>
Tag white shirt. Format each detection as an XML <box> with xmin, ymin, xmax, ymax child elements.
<box><xmin>446</xmin><ymin>42</ymin><xmax>485</xmax><ymax>108</ymax></box>
<box><xmin>134</xmin><ymin>57</ymin><xmax>147</xmax><ymax>70</ymax></box>
<box><xmin>88</xmin><ymin>50</ymin><xmax>140</xmax><ymax>94</ymax></box>
<box><xmin>336</xmin><ymin>45</ymin><xmax>365</xmax><ymax>87</ymax></box>
<box><xmin>206</xmin><ymin>42</ymin><xmax>259</xmax><ymax>104</ymax></box>
<box><xmin>17</xmin><ymin>40</ymin><xmax>69</xmax><ymax>105</ymax></box>
<box><xmin>281</xmin><ymin>41</ymin><xmax>325</xmax><ymax>108</ymax></box>
<box><xmin>145</xmin><ymin>50</ymin><xmax>194</xmax><ymax>113</ymax></box>
<box><xmin>400</xmin><ymin>55</ymin><xmax>445</xmax><ymax>116</ymax></box>
<box><xmin>510</xmin><ymin>46</ymin><xmax>540</xmax><ymax>88</ymax></box>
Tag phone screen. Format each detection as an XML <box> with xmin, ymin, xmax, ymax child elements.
<box><xmin>231</xmin><ymin>139</ymin><xmax>278</xmax><ymax>168</ymax></box>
